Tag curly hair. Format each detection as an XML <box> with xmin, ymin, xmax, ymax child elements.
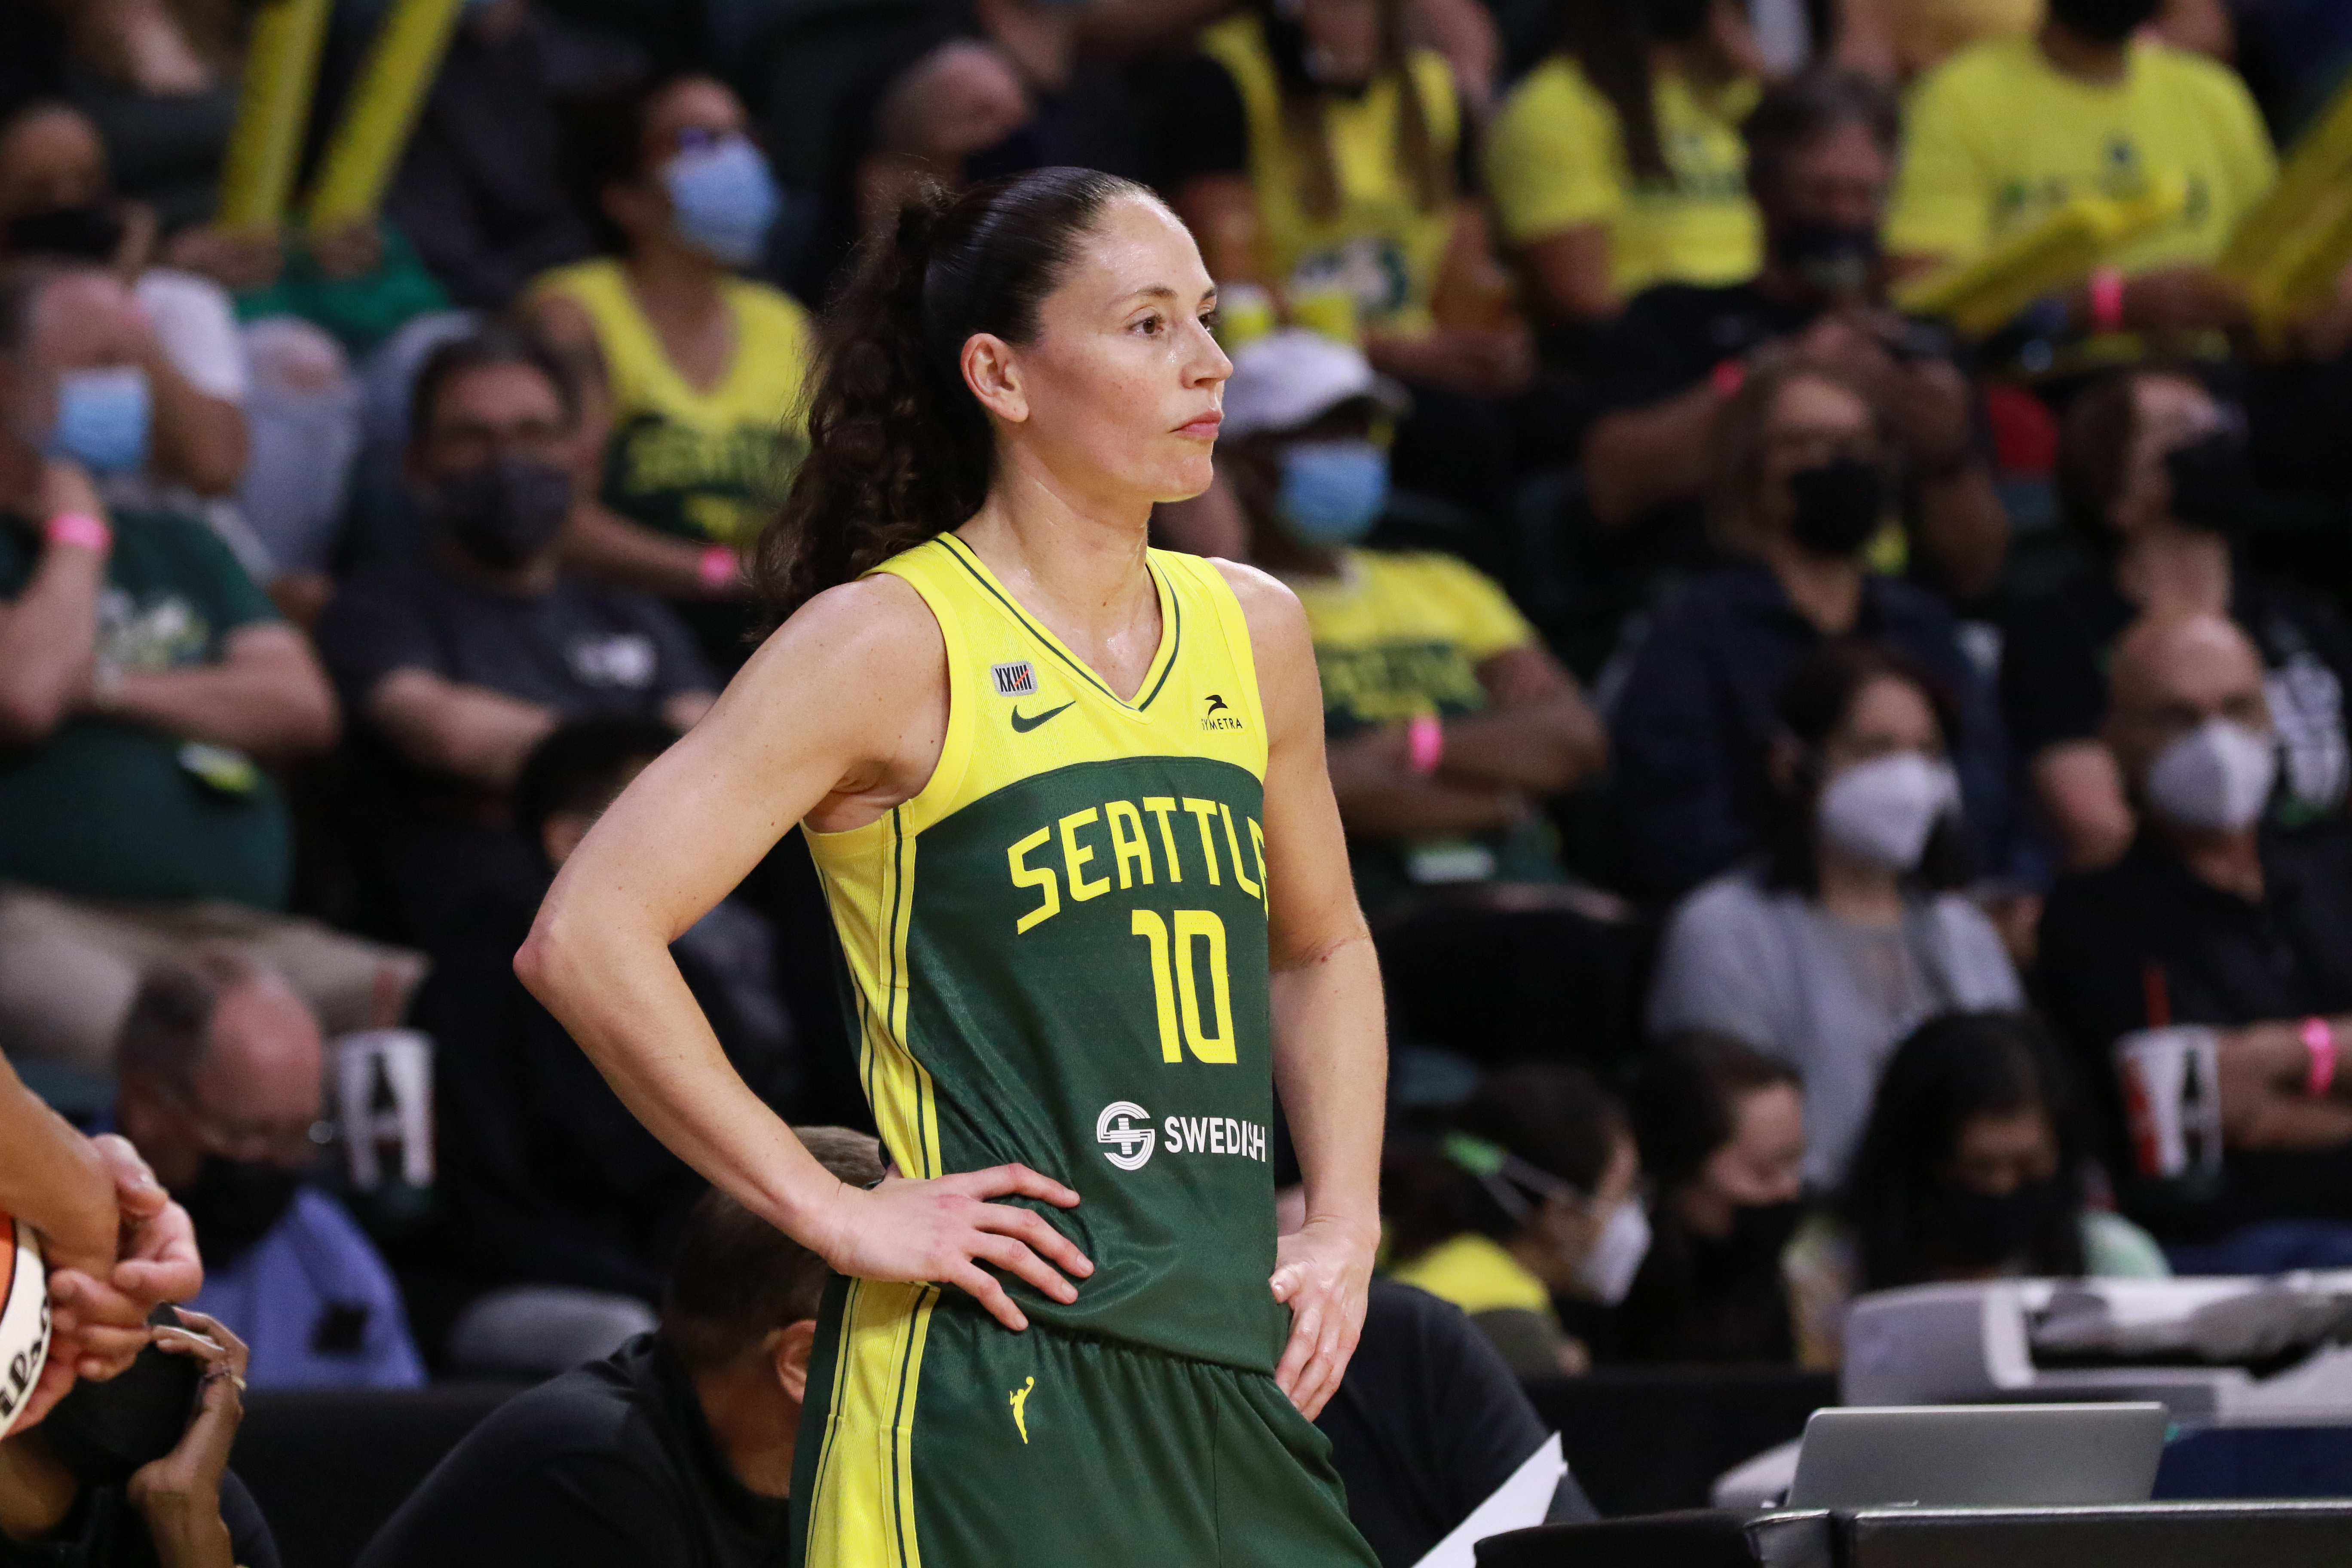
<box><xmin>752</xmin><ymin>167</ymin><xmax>1149</xmax><ymax>621</ymax></box>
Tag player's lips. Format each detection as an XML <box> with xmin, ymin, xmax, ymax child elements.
<box><xmin>1175</xmin><ymin>411</ymin><xmax>1222</xmax><ymax>441</ymax></box>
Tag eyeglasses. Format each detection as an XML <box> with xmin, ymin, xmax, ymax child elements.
<box><xmin>153</xmin><ymin>1079</ymin><xmax>334</xmax><ymax>1167</ymax></box>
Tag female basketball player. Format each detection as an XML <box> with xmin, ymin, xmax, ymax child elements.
<box><xmin>518</xmin><ymin>167</ymin><xmax>1384</xmax><ymax>1566</ymax></box>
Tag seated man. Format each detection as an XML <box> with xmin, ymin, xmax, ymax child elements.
<box><xmin>1580</xmin><ymin>69</ymin><xmax>2007</xmax><ymax>612</ymax></box>
<box><xmin>315</xmin><ymin>325</ymin><xmax>716</xmax><ymax>943</ymax></box>
<box><xmin>1608</xmin><ymin>359</ymin><xmax>2009</xmax><ymax>900</ymax></box>
<box><xmin>1207</xmin><ymin>328</ymin><xmax>1617</xmax><ymax>1063</ymax></box>
<box><xmin>0</xmin><ymin>260</ymin><xmax>407</xmax><ymax>1075</ymax></box>
<box><xmin>112</xmin><ymin>945</ymin><xmax>426</xmax><ymax>1388</ymax></box>
<box><xmin>411</xmin><ymin>716</ymin><xmax>792</xmax><ymax>1342</ymax></box>
<box><xmin>357</xmin><ymin>1129</ymin><xmax>885</xmax><ymax>1568</ymax></box>
<box><xmin>1886</xmin><ymin>0</ymin><xmax>2276</xmax><ymax>342</ymax></box>
<box><xmin>2039</xmin><ymin>612</ymin><xmax>2352</xmax><ymax>1266</ymax></box>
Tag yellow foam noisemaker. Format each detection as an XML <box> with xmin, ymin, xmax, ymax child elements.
<box><xmin>215</xmin><ymin>0</ymin><xmax>335</xmax><ymax>233</ymax></box>
<box><xmin>1893</xmin><ymin>177</ymin><xmax>2189</xmax><ymax>339</ymax></box>
<box><xmin>2221</xmin><ymin>76</ymin><xmax>2352</xmax><ymax>341</ymax></box>
<box><xmin>304</xmin><ymin>0</ymin><xmax>467</xmax><ymax>233</ymax></box>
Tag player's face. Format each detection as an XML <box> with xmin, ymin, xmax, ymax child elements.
<box><xmin>998</xmin><ymin>195</ymin><xmax>1230</xmax><ymax>509</ymax></box>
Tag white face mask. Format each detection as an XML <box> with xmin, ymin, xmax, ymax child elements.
<box><xmin>1816</xmin><ymin>752</ymin><xmax>1960</xmax><ymax>871</ymax></box>
<box><xmin>2146</xmin><ymin>717</ymin><xmax>2277</xmax><ymax>832</ymax></box>
<box><xmin>1575</xmin><ymin>1198</ymin><xmax>1652</xmax><ymax>1305</ymax></box>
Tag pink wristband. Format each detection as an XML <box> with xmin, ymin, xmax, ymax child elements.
<box><xmin>2088</xmin><ymin>266</ymin><xmax>2126</xmax><ymax>336</ymax></box>
<box><xmin>1710</xmin><ymin>358</ymin><xmax>1747</xmax><ymax>400</ymax></box>
<box><xmin>44</xmin><ymin>513</ymin><xmax>111</xmax><ymax>554</ymax></box>
<box><xmin>696</xmin><ymin>543</ymin><xmax>738</xmax><ymax>594</ymax></box>
<box><xmin>1406</xmin><ymin>713</ymin><xmax>1443</xmax><ymax>776</ymax></box>
<box><xmin>2304</xmin><ymin>1017</ymin><xmax>2337</xmax><ymax>1098</ymax></box>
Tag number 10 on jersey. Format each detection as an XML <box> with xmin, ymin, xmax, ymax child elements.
<box><xmin>1130</xmin><ymin>910</ymin><xmax>1235</xmax><ymax>1064</ymax></box>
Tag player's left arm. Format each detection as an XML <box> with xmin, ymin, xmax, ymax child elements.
<box><xmin>1217</xmin><ymin>560</ymin><xmax>1385</xmax><ymax>1421</ymax></box>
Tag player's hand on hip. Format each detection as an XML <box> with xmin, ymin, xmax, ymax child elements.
<box><xmin>1270</xmin><ymin>1216</ymin><xmax>1376</xmax><ymax>1421</ymax></box>
<box><xmin>814</xmin><ymin>1164</ymin><xmax>1094</xmax><ymax>1332</ymax></box>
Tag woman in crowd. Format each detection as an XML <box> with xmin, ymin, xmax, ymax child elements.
<box><xmin>1648</xmin><ymin>639</ymin><xmax>2024</xmax><ymax>1185</ymax></box>
<box><xmin>1160</xmin><ymin>0</ymin><xmax>1531</xmax><ymax>518</ymax></box>
<box><xmin>1786</xmin><ymin>1011</ymin><xmax>2169</xmax><ymax>1366</ymax></box>
<box><xmin>1384</xmin><ymin>1065</ymin><xmax>1646</xmax><ymax>1376</ymax></box>
<box><xmin>1614</xmin><ymin>1030</ymin><xmax>1808</xmax><ymax>1364</ymax></box>
<box><xmin>528</xmin><ymin>73</ymin><xmax>815</xmax><ymax>668</ymax></box>
<box><xmin>1485</xmin><ymin>0</ymin><xmax>1763</xmax><ymax>329</ymax></box>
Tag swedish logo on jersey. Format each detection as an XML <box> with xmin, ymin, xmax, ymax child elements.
<box><xmin>1096</xmin><ymin>1101</ymin><xmax>1157</xmax><ymax>1170</ymax></box>
<box><xmin>992</xmin><ymin>661</ymin><xmax>1038</xmax><ymax>697</ymax></box>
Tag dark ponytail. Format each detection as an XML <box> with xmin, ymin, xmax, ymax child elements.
<box><xmin>754</xmin><ymin>166</ymin><xmax>1150</xmax><ymax>620</ymax></box>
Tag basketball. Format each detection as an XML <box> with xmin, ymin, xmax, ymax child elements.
<box><xmin>0</xmin><ymin>1212</ymin><xmax>52</xmax><ymax>1439</ymax></box>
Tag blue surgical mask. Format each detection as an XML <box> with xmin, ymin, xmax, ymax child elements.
<box><xmin>661</xmin><ymin>137</ymin><xmax>781</xmax><ymax>268</ymax></box>
<box><xmin>1277</xmin><ymin>440</ymin><xmax>1388</xmax><ymax>545</ymax></box>
<box><xmin>47</xmin><ymin>366</ymin><xmax>150</xmax><ymax>475</ymax></box>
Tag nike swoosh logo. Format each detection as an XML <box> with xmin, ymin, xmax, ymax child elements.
<box><xmin>1010</xmin><ymin>701</ymin><xmax>1075</xmax><ymax>733</ymax></box>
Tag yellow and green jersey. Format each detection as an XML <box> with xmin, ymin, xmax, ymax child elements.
<box><xmin>1886</xmin><ymin>35</ymin><xmax>2277</xmax><ymax>273</ymax></box>
<box><xmin>804</xmin><ymin>534</ymin><xmax>1287</xmax><ymax>1373</ymax></box>
<box><xmin>1198</xmin><ymin>12</ymin><xmax>1462</xmax><ymax>335</ymax></box>
<box><xmin>1486</xmin><ymin>56</ymin><xmax>1761</xmax><ymax>298</ymax></box>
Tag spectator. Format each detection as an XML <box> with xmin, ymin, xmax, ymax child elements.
<box><xmin>48</xmin><ymin>0</ymin><xmax>239</xmax><ymax>236</ymax></box>
<box><xmin>357</xmin><ymin>1132</ymin><xmax>885</xmax><ymax>1568</ymax></box>
<box><xmin>0</xmin><ymin>263</ymin><xmax>410</xmax><ymax>1075</ymax></box>
<box><xmin>1649</xmin><ymin>640</ymin><xmax>2023</xmax><ymax>1183</ymax></box>
<box><xmin>410</xmin><ymin>716</ymin><xmax>792</xmax><ymax>1345</ymax></box>
<box><xmin>1615</xmin><ymin>1031</ymin><xmax>1807</xmax><ymax>1365</ymax></box>
<box><xmin>315</xmin><ymin>327</ymin><xmax>716</xmax><ymax>944</ymax></box>
<box><xmin>111</xmin><ymin>946</ymin><xmax>425</xmax><ymax>1390</ymax></box>
<box><xmin>1485</xmin><ymin>0</ymin><xmax>1763</xmax><ymax>328</ymax></box>
<box><xmin>2038</xmin><ymin>611</ymin><xmax>2352</xmax><ymax>1266</ymax></box>
<box><xmin>1785</xmin><ymin>1011</ymin><xmax>2168</xmax><ymax>1367</ymax></box>
<box><xmin>385</xmin><ymin>0</ymin><xmax>628</xmax><ymax>311</ymax></box>
<box><xmin>1384</xmin><ymin>1065</ymin><xmax>1645</xmax><ymax>1377</ymax></box>
<box><xmin>0</xmin><ymin>1311</ymin><xmax>276</xmax><ymax>1568</ymax></box>
<box><xmin>1608</xmin><ymin>361</ymin><xmax>2010</xmax><ymax>899</ymax></box>
<box><xmin>2006</xmin><ymin>367</ymin><xmax>2352</xmax><ymax>870</ymax></box>
<box><xmin>1885</xmin><ymin>0</ymin><xmax>2276</xmax><ymax>343</ymax></box>
<box><xmin>1580</xmin><ymin>70</ymin><xmax>2008</xmax><ymax>605</ymax></box>
<box><xmin>1161</xmin><ymin>0</ymin><xmax>1531</xmax><ymax>518</ymax></box>
<box><xmin>1210</xmin><ymin>329</ymin><xmax>1615</xmax><ymax>1060</ymax></box>
<box><xmin>527</xmin><ymin>74</ymin><xmax>815</xmax><ymax>668</ymax></box>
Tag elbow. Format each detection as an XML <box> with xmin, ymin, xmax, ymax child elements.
<box><xmin>0</xmin><ymin>685</ymin><xmax>69</xmax><ymax>749</ymax></box>
<box><xmin>512</xmin><ymin>909</ymin><xmax>573</xmax><ymax>1010</ymax></box>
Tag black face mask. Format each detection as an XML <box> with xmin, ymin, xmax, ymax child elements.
<box><xmin>37</xmin><ymin>1320</ymin><xmax>202</xmax><ymax>1488</ymax></box>
<box><xmin>1927</xmin><ymin>1177</ymin><xmax>2071</xmax><ymax>1268</ymax></box>
<box><xmin>2163</xmin><ymin>431</ymin><xmax>2251</xmax><ymax>537</ymax></box>
<box><xmin>1697</xmin><ymin>1198</ymin><xmax>1806</xmax><ymax>1277</ymax></box>
<box><xmin>2047</xmin><ymin>0</ymin><xmax>2162</xmax><ymax>43</ymax></box>
<box><xmin>175</xmin><ymin>1155</ymin><xmax>302</xmax><ymax>1268</ymax></box>
<box><xmin>1770</xmin><ymin>220</ymin><xmax>1881</xmax><ymax>300</ymax></box>
<box><xmin>1785</xmin><ymin>456</ymin><xmax>1886</xmax><ymax>558</ymax></box>
<box><xmin>5</xmin><ymin>203</ymin><xmax>128</xmax><ymax>264</ymax></box>
<box><xmin>426</xmin><ymin>456</ymin><xmax>575</xmax><ymax>569</ymax></box>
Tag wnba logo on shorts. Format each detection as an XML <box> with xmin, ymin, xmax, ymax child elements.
<box><xmin>992</xmin><ymin>662</ymin><xmax>1038</xmax><ymax>697</ymax></box>
<box><xmin>1096</xmin><ymin>1101</ymin><xmax>1157</xmax><ymax>1170</ymax></box>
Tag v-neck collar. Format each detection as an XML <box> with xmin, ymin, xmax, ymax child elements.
<box><xmin>936</xmin><ymin>532</ymin><xmax>1182</xmax><ymax>714</ymax></box>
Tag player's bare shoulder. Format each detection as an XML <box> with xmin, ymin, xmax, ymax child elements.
<box><xmin>1204</xmin><ymin>556</ymin><xmax>1323</xmax><ymax>738</ymax></box>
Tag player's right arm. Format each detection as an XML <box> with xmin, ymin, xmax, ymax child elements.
<box><xmin>516</xmin><ymin>576</ymin><xmax>1093</xmax><ymax>1332</ymax></box>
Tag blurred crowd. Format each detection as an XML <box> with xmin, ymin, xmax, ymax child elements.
<box><xmin>6</xmin><ymin>0</ymin><xmax>2352</xmax><ymax>1562</ymax></box>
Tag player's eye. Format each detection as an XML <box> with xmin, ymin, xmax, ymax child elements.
<box><xmin>1132</xmin><ymin>312</ymin><xmax>1164</xmax><ymax>335</ymax></box>
<box><xmin>1200</xmin><ymin>308</ymin><xmax>1223</xmax><ymax>331</ymax></box>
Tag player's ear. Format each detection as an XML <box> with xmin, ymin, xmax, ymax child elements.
<box><xmin>963</xmin><ymin>332</ymin><xmax>1029</xmax><ymax>425</ymax></box>
<box><xmin>775</xmin><ymin>1319</ymin><xmax>819</xmax><ymax>1404</ymax></box>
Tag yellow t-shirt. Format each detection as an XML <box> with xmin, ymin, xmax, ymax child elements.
<box><xmin>1390</xmin><ymin>1232</ymin><xmax>1556</xmax><ymax>1317</ymax></box>
<box><xmin>1893</xmin><ymin>0</ymin><xmax>2042</xmax><ymax>74</ymax></box>
<box><xmin>1287</xmin><ymin>548</ymin><xmax>1534</xmax><ymax>729</ymax></box>
<box><xmin>1886</xmin><ymin>35</ymin><xmax>2278</xmax><ymax>273</ymax></box>
<box><xmin>1485</xmin><ymin>56</ymin><xmax>1761</xmax><ymax>297</ymax></box>
<box><xmin>530</xmin><ymin>257</ymin><xmax>816</xmax><ymax>549</ymax></box>
<box><xmin>1197</xmin><ymin>14</ymin><xmax>1461</xmax><ymax>335</ymax></box>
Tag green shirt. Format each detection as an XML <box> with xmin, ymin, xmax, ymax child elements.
<box><xmin>0</xmin><ymin>508</ymin><xmax>291</xmax><ymax>908</ymax></box>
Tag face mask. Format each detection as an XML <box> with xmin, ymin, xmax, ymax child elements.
<box><xmin>2145</xmin><ymin>717</ymin><xmax>2276</xmax><ymax>833</ymax></box>
<box><xmin>1770</xmin><ymin>220</ymin><xmax>1881</xmax><ymax>300</ymax></box>
<box><xmin>6</xmin><ymin>203</ymin><xmax>129</xmax><ymax>263</ymax></box>
<box><xmin>1709</xmin><ymin>1198</ymin><xmax>1806</xmax><ymax>1273</ymax></box>
<box><xmin>1576</xmin><ymin>1198</ymin><xmax>1653</xmax><ymax>1305</ymax></box>
<box><xmin>1817</xmin><ymin>751</ymin><xmax>1961</xmax><ymax>871</ymax></box>
<box><xmin>1785</xmin><ymin>455</ymin><xmax>1885</xmax><ymax>558</ymax></box>
<box><xmin>2047</xmin><ymin>0</ymin><xmax>2162</xmax><ymax>43</ymax></box>
<box><xmin>661</xmin><ymin>137</ymin><xmax>782</xmax><ymax>268</ymax></box>
<box><xmin>2164</xmin><ymin>431</ymin><xmax>2250</xmax><ymax>537</ymax></box>
<box><xmin>175</xmin><ymin>1155</ymin><xmax>302</xmax><ymax>1268</ymax></box>
<box><xmin>1277</xmin><ymin>440</ymin><xmax>1389</xmax><ymax>546</ymax></box>
<box><xmin>1928</xmin><ymin>1178</ymin><xmax>2070</xmax><ymax>1268</ymax></box>
<box><xmin>426</xmin><ymin>456</ymin><xmax>576</xmax><ymax>568</ymax></box>
<box><xmin>46</xmin><ymin>366</ymin><xmax>150</xmax><ymax>475</ymax></box>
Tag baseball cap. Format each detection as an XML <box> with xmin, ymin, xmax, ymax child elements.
<box><xmin>1221</xmin><ymin>328</ymin><xmax>1409</xmax><ymax>439</ymax></box>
